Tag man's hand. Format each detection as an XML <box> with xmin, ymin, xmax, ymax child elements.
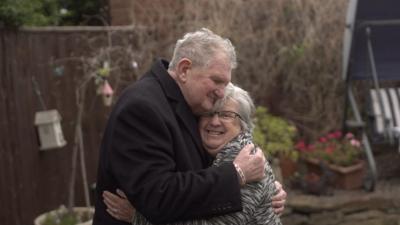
<box><xmin>272</xmin><ymin>181</ymin><xmax>287</xmax><ymax>215</ymax></box>
<box><xmin>233</xmin><ymin>144</ymin><xmax>265</xmax><ymax>185</ymax></box>
<box><xmin>103</xmin><ymin>189</ymin><xmax>135</xmax><ymax>222</ymax></box>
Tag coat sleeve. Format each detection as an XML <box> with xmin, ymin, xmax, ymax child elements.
<box><xmin>156</xmin><ymin>162</ymin><xmax>281</xmax><ymax>225</ymax></box>
<box><xmin>108</xmin><ymin>100</ymin><xmax>242</xmax><ymax>224</ymax></box>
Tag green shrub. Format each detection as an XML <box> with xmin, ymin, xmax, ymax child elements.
<box><xmin>0</xmin><ymin>0</ymin><xmax>61</xmax><ymax>27</ymax></box>
<box><xmin>253</xmin><ymin>106</ymin><xmax>298</xmax><ymax>160</ymax></box>
<box><xmin>0</xmin><ymin>0</ymin><xmax>107</xmax><ymax>28</ymax></box>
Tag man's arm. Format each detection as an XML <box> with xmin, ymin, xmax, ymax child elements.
<box><xmin>109</xmin><ymin>101</ymin><xmax>243</xmax><ymax>224</ymax></box>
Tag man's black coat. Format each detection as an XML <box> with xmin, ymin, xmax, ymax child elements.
<box><xmin>93</xmin><ymin>59</ymin><xmax>242</xmax><ymax>225</ymax></box>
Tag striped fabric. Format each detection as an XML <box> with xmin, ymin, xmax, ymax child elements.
<box><xmin>132</xmin><ymin>132</ymin><xmax>282</xmax><ymax>225</ymax></box>
<box><xmin>370</xmin><ymin>88</ymin><xmax>400</xmax><ymax>135</ymax></box>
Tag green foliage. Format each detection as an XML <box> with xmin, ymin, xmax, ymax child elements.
<box><xmin>0</xmin><ymin>0</ymin><xmax>61</xmax><ymax>27</ymax></box>
<box><xmin>0</xmin><ymin>0</ymin><xmax>107</xmax><ymax>27</ymax></box>
<box><xmin>253</xmin><ymin>106</ymin><xmax>298</xmax><ymax>160</ymax></box>
<box><xmin>42</xmin><ymin>212</ymin><xmax>77</xmax><ymax>225</ymax></box>
<box><xmin>60</xmin><ymin>0</ymin><xmax>106</xmax><ymax>25</ymax></box>
<box><xmin>41</xmin><ymin>206</ymin><xmax>93</xmax><ymax>225</ymax></box>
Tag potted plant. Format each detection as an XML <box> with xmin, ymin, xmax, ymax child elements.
<box><xmin>253</xmin><ymin>106</ymin><xmax>298</xmax><ymax>181</ymax></box>
<box><xmin>296</xmin><ymin>131</ymin><xmax>365</xmax><ymax>190</ymax></box>
<box><xmin>34</xmin><ymin>205</ymin><xmax>94</xmax><ymax>225</ymax></box>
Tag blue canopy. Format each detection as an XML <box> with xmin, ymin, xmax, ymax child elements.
<box><xmin>342</xmin><ymin>0</ymin><xmax>400</xmax><ymax>81</ymax></box>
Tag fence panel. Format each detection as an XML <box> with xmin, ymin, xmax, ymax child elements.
<box><xmin>0</xmin><ymin>26</ymin><xmax>145</xmax><ymax>225</ymax></box>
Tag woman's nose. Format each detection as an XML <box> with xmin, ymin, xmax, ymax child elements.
<box><xmin>210</xmin><ymin>114</ymin><xmax>222</xmax><ymax>125</ymax></box>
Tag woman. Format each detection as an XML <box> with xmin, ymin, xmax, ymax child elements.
<box><xmin>104</xmin><ymin>83</ymin><xmax>284</xmax><ymax>225</ymax></box>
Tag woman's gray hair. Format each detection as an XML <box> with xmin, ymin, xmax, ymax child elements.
<box><xmin>213</xmin><ymin>83</ymin><xmax>255</xmax><ymax>132</ymax></box>
<box><xmin>169</xmin><ymin>28</ymin><xmax>237</xmax><ymax>70</ymax></box>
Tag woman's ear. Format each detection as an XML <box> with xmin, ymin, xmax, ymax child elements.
<box><xmin>176</xmin><ymin>58</ymin><xmax>192</xmax><ymax>83</ymax></box>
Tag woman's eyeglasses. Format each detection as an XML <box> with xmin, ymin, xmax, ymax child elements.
<box><xmin>201</xmin><ymin>111</ymin><xmax>242</xmax><ymax>122</ymax></box>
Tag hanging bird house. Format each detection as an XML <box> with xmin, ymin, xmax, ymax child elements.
<box><xmin>101</xmin><ymin>80</ymin><xmax>114</xmax><ymax>106</ymax></box>
<box><xmin>34</xmin><ymin>109</ymin><xmax>67</xmax><ymax>150</ymax></box>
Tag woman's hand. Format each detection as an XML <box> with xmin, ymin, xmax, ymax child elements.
<box><xmin>103</xmin><ymin>189</ymin><xmax>135</xmax><ymax>222</ymax></box>
<box><xmin>272</xmin><ymin>181</ymin><xmax>287</xmax><ymax>215</ymax></box>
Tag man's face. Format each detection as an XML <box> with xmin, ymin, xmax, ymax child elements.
<box><xmin>181</xmin><ymin>54</ymin><xmax>231</xmax><ymax>115</ymax></box>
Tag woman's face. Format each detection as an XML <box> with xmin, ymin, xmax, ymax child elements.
<box><xmin>199</xmin><ymin>99</ymin><xmax>242</xmax><ymax>157</ymax></box>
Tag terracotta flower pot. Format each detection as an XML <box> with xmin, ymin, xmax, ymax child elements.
<box><xmin>305</xmin><ymin>158</ymin><xmax>366</xmax><ymax>190</ymax></box>
<box><xmin>279</xmin><ymin>156</ymin><xmax>298</xmax><ymax>179</ymax></box>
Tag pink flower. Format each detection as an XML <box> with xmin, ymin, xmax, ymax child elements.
<box><xmin>303</xmin><ymin>132</ymin><xmax>362</xmax><ymax>166</ymax></box>
<box><xmin>350</xmin><ymin>139</ymin><xmax>361</xmax><ymax>148</ymax></box>
<box><xmin>295</xmin><ymin>140</ymin><xmax>307</xmax><ymax>151</ymax></box>
<box><xmin>319</xmin><ymin>137</ymin><xmax>327</xmax><ymax>143</ymax></box>
<box><xmin>327</xmin><ymin>133</ymin><xmax>336</xmax><ymax>139</ymax></box>
<box><xmin>325</xmin><ymin>146</ymin><xmax>335</xmax><ymax>154</ymax></box>
<box><xmin>333</xmin><ymin>131</ymin><xmax>342</xmax><ymax>139</ymax></box>
<box><xmin>307</xmin><ymin>144</ymin><xmax>315</xmax><ymax>152</ymax></box>
<box><xmin>345</xmin><ymin>132</ymin><xmax>354</xmax><ymax>139</ymax></box>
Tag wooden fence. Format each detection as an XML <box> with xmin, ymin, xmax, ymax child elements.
<box><xmin>0</xmin><ymin>26</ymin><xmax>152</xmax><ymax>225</ymax></box>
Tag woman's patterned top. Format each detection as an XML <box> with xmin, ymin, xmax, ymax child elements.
<box><xmin>132</xmin><ymin>131</ymin><xmax>282</xmax><ymax>225</ymax></box>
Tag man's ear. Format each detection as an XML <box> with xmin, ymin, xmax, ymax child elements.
<box><xmin>176</xmin><ymin>58</ymin><xmax>192</xmax><ymax>83</ymax></box>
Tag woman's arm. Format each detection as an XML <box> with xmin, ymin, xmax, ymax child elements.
<box><xmin>103</xmin><ymin>178</ymin><xmax>286</xmax><ymax>224</ymax></box>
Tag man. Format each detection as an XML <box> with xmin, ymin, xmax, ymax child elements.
<box><xmin>93</xmin><ymin>28</ymin><xmax>285</xmax><ymax>225</ymax></box>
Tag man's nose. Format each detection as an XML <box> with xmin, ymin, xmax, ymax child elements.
<box><xmin>214</xmin><ymin>87</ymin><xmax>225</xmax><ymax>99</ymax></box>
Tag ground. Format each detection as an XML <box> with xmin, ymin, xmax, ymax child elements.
<box><xmin>282</xmin><ymin>149</ymin><xmax>400</xmax><ymax>225</ymax></box>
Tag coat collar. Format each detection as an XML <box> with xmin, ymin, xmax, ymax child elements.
<box><xmin>151</xmin><ymin>59</ymin><xmax>210</xmax><ymax>165</ymax></box>
<box><xmin>151</xmin><ymin>59</ymin><xmax>182</xmax><ymax>102</ymax></box>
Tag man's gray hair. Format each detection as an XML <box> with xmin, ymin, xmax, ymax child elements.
<box><xmin>213</xmin><ymin>83</ymin><xmax>255</xmax><ymax>132</ymax></box>
<box><xmin>169</xmin><ymin>28</ymin><xmax>237</xmax><ymax>70</ymax></box>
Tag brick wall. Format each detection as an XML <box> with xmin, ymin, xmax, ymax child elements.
<box><xmin>109</xmin><ymin>0</ymin><xmax>134</xmax><ymax>25</ymax></box>
<box><xmin>109</xmin><ymin>0</ymin><xmax>184</xmax><ymax>26</ymax></box>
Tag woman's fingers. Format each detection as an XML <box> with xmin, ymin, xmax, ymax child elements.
<box><xmin>103</xmin><ymin>190</ymin><xmax>134</xmax><ymax>223</ymax></box>
<box><xmin>116</xmin><ymin>188</ymin><xmax>128</xmax><ymax>199</ymax></box>
<box><xmin>103</xmin><ymin>191</ymin><xmax>120</xmax><ymax>209</ymax></box>
<box><xmin>272</xmin><ymin>181</ymin><xmax>287</xmax><ymax>215</ymax></box>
